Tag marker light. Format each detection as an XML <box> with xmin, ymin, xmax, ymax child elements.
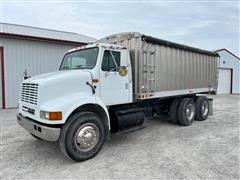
<box><xmin>40</xmin><ymin>111</ymin><xmax>62</xmax><ymax>121</ymax></box>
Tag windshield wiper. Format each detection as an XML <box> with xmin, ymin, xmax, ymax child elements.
<box><xmin>61</xmin><ymin>66</ymin><xmax>69</xmax><ymax>70</ymax></box>
<box><xmin>61</xmin><ymin>65</ymin><xmax>84</xmax><ymax>70</ymax></box>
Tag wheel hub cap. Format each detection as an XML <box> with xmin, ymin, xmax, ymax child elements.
<box><xmin>201</xmin><ymin>101</ymin><xmax>209</xmax><ymax>116</ymax></box>
<box><xmin>75</xmin><ymin>123</ymin><xmax>99</xmax><ymax>152</ymax></box>
<box><xmin>186</xmin><ymin>104</ymin><xmax>195</xmax><ymax>121</ymax></box>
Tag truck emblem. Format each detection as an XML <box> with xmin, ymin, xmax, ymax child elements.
<box><xmin>119</xmin><ymin>66</ymin><xmax>127</xmax><ymax>76</ymax></box>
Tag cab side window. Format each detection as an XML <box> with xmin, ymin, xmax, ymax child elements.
<box><xmin>102</xmin><ymin>50</ymin><xmax>121</xmax><ymax>71</ymax></box>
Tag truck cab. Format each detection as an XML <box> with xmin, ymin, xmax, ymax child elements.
<box><xmin>17</xmin><ymin>43</ymin><xmax>134</xmax><ymax>161</ymax></box>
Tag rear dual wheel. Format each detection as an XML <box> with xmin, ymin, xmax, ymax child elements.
<box><xmin>169</xmin><ymin>98</ymin><xmax>181</xmax><ymax>124</ymax></box>
<box><xmin>170</xmin><ymin>97</ymin><xmax>196</xmax><ymax>126</ymax></box>
<box><xmin>177</xmin><ymin>98</ymin><xmax>196</xmax><ymax>126</ymax></box>
<box><xmin>169</xmin><ymin>96</ymin><xmax>209</xmax><ymax>126</ymax></box>
<box><xmin>195</xmin><ymin>96</ymin><xmax>209</xmax><ymax>121</ymax></box>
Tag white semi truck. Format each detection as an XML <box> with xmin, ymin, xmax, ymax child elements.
<box><xmin>17</xmin><ymin>32</ymin><xmax>218</xmax><ymax>161</ymax></box>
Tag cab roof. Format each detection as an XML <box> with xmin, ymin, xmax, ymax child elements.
<box><xmin>68</xmin><ymin>43</ymin><xmax>126</xmax><ymax>52</ymax></box>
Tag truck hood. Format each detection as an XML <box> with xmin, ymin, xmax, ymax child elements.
<box><xmin>24</xmin><ymin>70</ymin><xmax>91</xmax><ymax>85</ymax></box>
<box><xmin>22</xmin><ymin>70</ymin><xmax>93</xmax><ymax>106</ymax></box>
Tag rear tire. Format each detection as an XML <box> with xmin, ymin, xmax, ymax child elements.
<box><xmin>169</xmin><ymin>98</ymin><xmax>181</xmax><ymax>124</ymax></box>
<box><xmin>178</xmin><ymin>98</ymin><xmax>196</xmax><ymax>126</ymax></box>
<box><xmin>195</xmin><ymin>96</ymin><xmax>209</xmax><ymax>121</ymax></box>
<box><xmin>59</xmin><ymin>112</ymin><xmax>106</xmax><ymax>162</ymax></box>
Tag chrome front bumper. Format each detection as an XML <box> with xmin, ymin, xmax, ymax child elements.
<box><xmin>17</xmin><ymin>114</ymin><xmax>61</xmax><ymax>141</ymax></box>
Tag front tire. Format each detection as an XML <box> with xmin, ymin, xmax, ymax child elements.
<box><xmin>59</xmin><ymin>112</ymin><xmax>106</xmax><ymax>162</ymax></box>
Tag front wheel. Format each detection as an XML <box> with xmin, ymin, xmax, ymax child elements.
<box><xmin>59</xmin><ymin>112</ymin><xmax>106</xmax><ymax>162</ymax></box>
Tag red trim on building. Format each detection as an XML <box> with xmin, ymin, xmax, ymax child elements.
<box><xmin>230</xmin><ymin>68</ymin><xmax>233</xmax><ymax>94</ymax></box>
<box><xmin>0</xmin><ymin>32</ymin><xmax>87</xmax><ymax>46</ymax></box>
<box><xmin>0</xmin><ymin>47</ymin><xmax>5</xmax><ymax>109</ymax></box>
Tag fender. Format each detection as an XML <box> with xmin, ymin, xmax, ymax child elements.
<box><xmin>40</xmin><ymin>92</ymin><xmax>110</xmax><ymax>128</ymax></box>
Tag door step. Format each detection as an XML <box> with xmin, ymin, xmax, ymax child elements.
<box><xmin>118</xmin><ymin>125</ymin><xmax>145</xmax><ymax>134</ymax></box>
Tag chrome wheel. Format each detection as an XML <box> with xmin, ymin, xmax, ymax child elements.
<box><xmin>75</xmin><ymin>123</ymin><xmax>99</xmax><ymax>152</ymax></box>
<box><xmin>186</xmin><ymin>104</ymin><xmax>195</xmax><ymax>121</ymax></box>
<box><xmin>201</xmin><ymin>101</ymin><xmax>209</xmax><ymax>117</ymax></box>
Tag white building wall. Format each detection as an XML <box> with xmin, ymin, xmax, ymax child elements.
<box><xmin>2</xmin><ymin>37</ymin><xmax>77</xmax><ymax>108</ymax></box>
<box><xmin>218</xmin><ymin>50</ymin><xmax>240</xmax><ymax>94</ymax></box>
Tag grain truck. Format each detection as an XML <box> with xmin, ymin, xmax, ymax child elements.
<box><xmin>17</xmin><ymin>32</ymin><xmax>219</xmax><ymax>162</ymax></box>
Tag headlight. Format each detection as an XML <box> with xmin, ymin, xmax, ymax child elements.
<box><xmin>40</xmin><ymin>111</ymin><xmax>62</xmax><ymax>120</ymax></box>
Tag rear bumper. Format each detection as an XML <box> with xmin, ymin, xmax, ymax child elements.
<box><xmin>17</xmin><ymin>114</ymin><xmax>61</xmax><ymax>141</ymax></box>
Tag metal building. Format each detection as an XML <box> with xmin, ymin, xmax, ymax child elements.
<box><xmin>0</xmin><ymin>23</ymin><xmax>95</xmax><ymax>108</ymax></box>
<box><xmin>215</xmin><ymin>49</ymin><xmax>240</xmax><ymax>94</ymax></box>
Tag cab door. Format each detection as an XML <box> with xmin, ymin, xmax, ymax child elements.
<box><xmin>100</xmin><ymin>49</ymin><xmax>130</xmax><ymax>105</ymax></box>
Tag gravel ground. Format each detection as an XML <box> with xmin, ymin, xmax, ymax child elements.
<box><xmin>1</xmin><ymin>95</ymin><xmax>239</xmax><ymax>179</ymax></box>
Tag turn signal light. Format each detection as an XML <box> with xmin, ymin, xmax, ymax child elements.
<box><xmin>92</xmin><ymin>79</ymin><xmax>99</xmax><ymax>83</ymax></box>
<box><xmin>49</xmin><ymin>112</ymin><xmax>62</xmax><ymax>120</ymax></box>
<box><xmin>40</xmin><ymin>111</ymin><xmax>62</xmax><ymax>120</ymax></box>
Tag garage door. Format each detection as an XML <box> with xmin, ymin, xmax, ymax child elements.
<box><xmin>218</xmin><ymin>68</ymin><xmax>232</xmax><ymax>94</ymax></box>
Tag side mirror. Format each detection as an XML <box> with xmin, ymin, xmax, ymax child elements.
<box><xmin>24</xmin><ymin>76</ymin><xmax>31</xmax><ymax>80</ymax></box>
<box><xmin>119</xmin><ymin>66</ymin><xmax>128</xmax><ymax>76</ymax></box>
<box><xmin>109</xmin><ymin>67</ymin><xmax>119</xmax><ymax>72</ymax></box>
<box><xmin>23</xmin><ymin>69</ymin><xmax>31</xmax><ymax>80</ymax></box>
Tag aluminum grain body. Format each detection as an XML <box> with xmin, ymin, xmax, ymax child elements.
<box><xmin>99</xmin><ymin>32</ymin><xmax>218</xmax><ymax>99</ymax></box>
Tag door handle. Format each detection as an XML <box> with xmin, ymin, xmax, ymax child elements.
<box><xmin>105</xmin><ymin>72</ymin><xmax>110</xmax><ymax>77</ymax></box>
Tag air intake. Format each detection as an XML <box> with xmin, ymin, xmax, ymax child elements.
<box><xmin>21</xmin><ymin>83</ymin><xmax>38</xmax><ymax>105</ymax></box>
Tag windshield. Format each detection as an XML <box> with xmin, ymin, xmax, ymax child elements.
<box><xmin>60</xmin><ymin>47</ymin><xmax>99</xmax><ymax>70</ymax></box>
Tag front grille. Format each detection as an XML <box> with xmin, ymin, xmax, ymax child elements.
<box><xmin>21</xmin><ymin>83</ymin><xmax>38</xmax><ymax>105</ymax></box>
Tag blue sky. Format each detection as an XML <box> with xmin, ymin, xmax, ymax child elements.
<box><xmin>1</xmin><ymin>0</ymin><xmax>239</xmax><ymax>55</ymax></box>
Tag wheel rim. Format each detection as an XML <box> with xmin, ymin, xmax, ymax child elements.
<box><xmin>186</xmin><ymin>104</ymin><xmax>195</xmax><ymax>121</ymax></box>
<box><xmin>201</xmin><ymin>101</ymin><xmax>209</xmax><ymax>117</ymax></box>
<box><xmin>75</xmin><ymin>123</ymin><xmax>99</xmax><ymax>152</ymax></box>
